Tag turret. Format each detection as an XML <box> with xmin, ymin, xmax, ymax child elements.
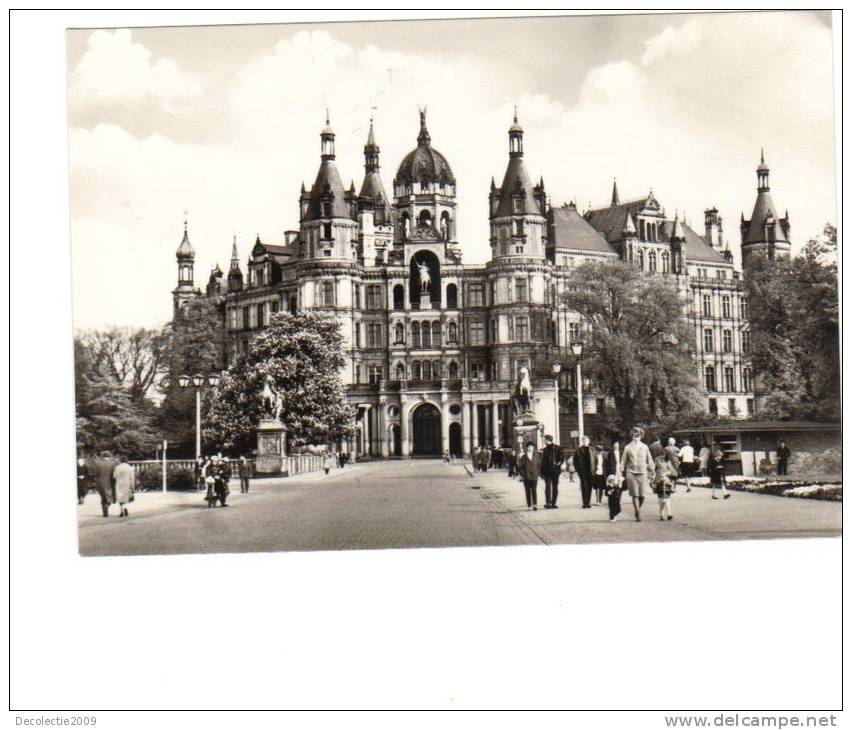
<box><xmin>358</xmin><ymin>117</ymin><xmax>393</xmax><ymax>263</ymax></box>
<box><xmin>172</xmin><ymin>216</ymin><xmax>199</xmax><ymax>316</ymax></box>
<box><xmin>704</xmin><ymin>207</ymin><xmax>723</xmax><ymax>251</ymax></box>
<box><xmin>206</xmin><ymin>264</ymin><xmax>224</xmax><ymax>297</ymax></box>
<box><xmin>227</xmin><ymin>235</ymin><xmax>243</xmax><ymax>293</ymax></box>
<box><xmin>741</xmin><ymin>149</ymin><xmax>792</xmax><ymax>263</ymax></box>
<box><xmin>670</xmin><ymin>213</ymin><xmax>686</xmax><ymax>274</ymax></box>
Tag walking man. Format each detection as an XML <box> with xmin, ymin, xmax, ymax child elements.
<box><xmin>620</xmin><ymin>427</ymin><xmax>655</xmax><ymax>522</ymax></box>
<box><xmin>516</xmin><ymin>441</ymin><xmax>542</xmax><ymax>511</ymax></box>
<box><xmin>94</xmin><ymin>450</ymin><xmax>118</xmax><ymax>518</ymax></box>
<box><xmin>77</xmin><ymin>457</ymin><xmax>89</xmax><ymax>505</ymax></box>
<box><xmin>776</xmin><ymin>439</ymin><xmax>791</xmax><ymax>475</ymax></box>
<box><xmin>238</xmin><ymin>455</ymin><xmax>251</xmax><ymax>493</ymax></box>
<box><xmin>541</xmin><ymin>434</ymin><xmax>564</xmax><ymax>509</ymax></box>
<box><xmin>572</xmin><ymin>435</ymin><xmax>595</xmax><ymax>509</ymax></box>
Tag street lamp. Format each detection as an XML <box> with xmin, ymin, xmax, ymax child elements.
<box><xmin>551</xmin><ymin>361</ymin><xmax>562</xmax><ymax>445</ymax></box>
<box><xmin>179</xmin><ymin>372</ymin><xmax>221</xmax><ymax>460</ymax></box>
<box><xmin>571</xmin><ymin>341</ymin><xmax>585</xmax><ymax>443</ymax></box>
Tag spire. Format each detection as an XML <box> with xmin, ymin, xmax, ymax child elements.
<box><xmin>176</xmin><ymin>213</ymin><xmax>194</xmax><ymax>258</ymax></box>
<box><xmin>364</xmin><ymin>116</ymin><xmax>380</xmax><ymax>173</ymax></box>
<box><xmin>320</xmin><ymin>110</ymin><xmax>335</xmax><ymax>159</ymax></box>
<box><xmin>508</xmin><ymin>107</ymin><xmax>523</xmax><ymax>156</ymax></box>
<box><xmin>611</xmin><ymin>178</ymin><xmax>620</xmax><ymax>206</ymax></box>
<box><xmin>756</xmin><ymin>148</ymin><xmax>769</xmax><ymax>191</ymax></box>
<box><xmin>230</xmin><ymin>234</ymin><xmax>240</xmax><ymax>271</ymax></box>
<box><xmin>622</xmin><ymin>212</ymin><xmax>637</xmax><ymax>236</ymax></box>
<box><xmin>417</xmin><ymin>106</ymin><xmax>431</xmax><ymax>146</ymax></box>
<box><xmin>671</xmin><ymin>212</ymin><xmax>685</xmax><ymax>241</ymax></box>
<box><xmin>490</xmin><ymin>176</ymin><xmax>496</xmax><ymax>191</ymax></box>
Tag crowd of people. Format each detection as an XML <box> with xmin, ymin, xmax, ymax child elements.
<box><xmin>468</xmin><ymin>427</ymin><xmax>784</xmax><ymax>523</ymax></box>
<box><xmin>76</xmin><ymin>451</ymin><xmax>137</xmax><ymax>518</ymax></box>
<box><xmin>193</xmin><ymin>454</ymin><xmax>253</xmax><ymax>507</ymax></box>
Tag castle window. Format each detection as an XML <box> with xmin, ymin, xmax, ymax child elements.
<box><xmin>743</xmin><ymin>367</ymin><xmax>753</xmax><ymax>392</ymax></box>
<box><xmin>432</xmin><ymin>360</ymin><xmax>442</xmax><ymax>379</ymax></box>
<box><xmin>411</xmin><ymin>322</ymin><xmax>421</xmax><ymax>349</ymax></box>
<box><xmin>468</xmin><ymin>321</ymin><xmax>485</xmax><ymax>346</ymax></box>
<box><xmin>515</xmin><ymin>316</ymin><xmax>529</xmax><ymax>342</ymax></box>
<box><xmin>638</xmin><ymin>249</ymin><xmax>645</xmax><ymax>270</ymax></box>
<box><xmin>395</xmin><ymin>363</ymin><xmax>405</xmax><ymax>381</ymax></box>
<box><xmin>392</xmin><ymin>284</ymin><xmax>404</xmax><ymax>310</ymax></box>
<box><xmin>723</xmin><ymin>329</ymin><xmax>732</xmax><ymax>353</ymax></box>
<box><xmin>569</xmin><ymin>322</ymin><xmax>580</xmax><ymax>342</ymax></box>
<box><xmin>639</xmin><ymin>220</ymin><xmax>646</xmax><ymax>240</ymax></box>
<box><xmin>432</xmin><ymin>321</ymin><xmax>441</xmax><ymax>346</ymax></box>
<box><xmin>320</xmin><ymin>281</ymin><xmax>335</xmax><ymax>307</ymax></box>
<box><xmin>394</xmin><ymin>323</ymin><xmax>405</xmax><ymax>345</ymax></box>
<box><xmin>467</xmin><ymin>283</ymin><xmax>484</xmax><ymax>307</ymax></box>
<box><xmin>419</xmin><ymin>210</ymin><xmax>432</xmax><ymax>227</ymax></box>
<box><xmin>446</xmin><ymin>283</ymin><xmax>458</xmax><ymax>309</ymax></box>
<box><xmin>366</xmin><ymin>285</ymin><xmax>382</xmax><ymax>310</ymax></box>
<box><xmin>515</xmin><ymin>278</ymin><xmax>528</xmax><ymax>302</ymax></box>
<box><xmin>513</xmin><ymin>198</ymin><xmax>523</xmax><ymax>214</ymax></box>
<box><xmin>705</xmin><ymin>365</ymin><xmax>717</xmax><ymax>392</ymax></box>
<box><xmin>242</xmin><ymin>307</ymin><xmax>250</xmax><ymax>329</ymax></box>
<box><xmin>661</xmin><ymin>251</ymin><xmax>670</xmax><ymax>273</ymax></box>
<box><xmin>366</xmin><ymin>323</ymin><xmax>382</xmax><ymax>348</ymax></box>
<box><xmin>322</xmin><ymin>223</ymin><xmax>332</xmax><ymax>240</ymax></box>
<box><xmin>722</xmin><ymin>295</ymin><xmax>731</xmax><ymax>318</ymax></box>
<box><xmin>724</xmin><ymin>366</ymin><xmax>735</xmax><ymax>392</ymax></box>
<box><xmin>448</xmin><ymin>361</ymin><xmax>459</xmax><ymax>378</ymax></box>
<box><xmin>708</xmin><ymin>397</ymin><xmax>718</xmax><ymax>415</ymax></box>
<box><xmin>447</xmin><ymin>321</ymin><xmax>458</xmax><ymax>344</ymax></box>
<box><xmin>746</xmin><ymin>398</ymin><xmax>755</xmax><ymax>415</ymax></box>
<box><xmin>421</xmin><ymin>322</ymin><xmax>432</xmax><ymax>348</ymax></box>
<box><xmin>321</xmin><ymin>201</ymin><xmax>331</xmax><ymax>217</ymax></box>
<box><xmin>470</xmin><ymin>362</ymin><xmax>484</xmax><ymax>380</ymax></box>
<box><xmin>741</xmin><ymin>298</ymin><xmax>749</xmax><ymax>319</ymax></box>
<box><xmin>703</xmin><ymin>294</ymin><xmax>712</xmax><ymax>317</ymax></box>
<box><xmin>742</xmin><ymin>329</ymin><xmax>751</xmax><ymax>352</ymax></box>
<box><xmin>421</xmin><ymin>361</ymin><xmax>432</xmax><ymax>380</ymax></box>
<box><xmin>508</xmin><ymin>316</ymin><xmax>515</xmax><ymax>341</ymax></box>
<box><xmin>289</xmin><ymin>296</ymin><xmax>297</xmax><ymax>315</ymax></box>
<box><xmin>514</xmin><ymin>220</ymin><xmax>524</xmax><ymax>236</ymax></box>
<box><xmin>704</xmin><ymin>328</ymin><xmax>714</xmax><ymax>352</ymax></box>
<box><xmin>411</xmin><ymin>361</ymin><xmax>421</xmax><ymax>380</ymax></box>
<box><xmin>368</xmin><ymin>365</ymin><xmax>383</xmax><ymax>385</ymax></box>
<box><xmin>648</xmin><ymin>251</ymin><xmax>657</xmax><ymax>273</ymax></box>
<box><xmin>355</xmin><ymin>323</ymin><xmax>361</xmax><ymax>348</ymax></box>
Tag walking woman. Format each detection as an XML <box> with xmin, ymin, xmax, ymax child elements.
<box><xmin>516</xmin><ymin>441</ymin><xmax>542</xmax><ymax>511</ymax></box>
<box><xmin>112</xmin><ymin>455</ymin><xmax>136</xmax><ymax>518</ymax></box>
<box><xmin>323</xmin><ymin>450</ymin><xmax>336</xmax><ymax>475</ymax></box>
<box><xmin>238</xmin><ymin>456</ymin><xmax>251</xmax><ymax>493</ymax></box>
<box><xmin>698</xmin><ymin>442</ymin><xmax>711</xmax><ymax>478</ymax></box>
<box><xmin>709</xmin><ymin>443</ymin><xmax>731</xmax><ymax>500</ymax></box>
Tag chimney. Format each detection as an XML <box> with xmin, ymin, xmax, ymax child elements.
<box><xmin>704</xmin><ymin>207</ymin><xmax>723</xmax><ymax>251</ymax></box>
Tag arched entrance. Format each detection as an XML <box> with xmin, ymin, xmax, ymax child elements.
<box><xmin>411</xmin><ymin>402</ymin><xmax>441</xmax><ymax>456</ymax></box>
<box><xmin>449</xmin><ymin>422</ymin><xmax>462</xmax><ymax>458</ymax></box>
<box><xmin>389</xmin><ymin>424</ymin><xmax>401</xmax><ymax>456</ymax></box>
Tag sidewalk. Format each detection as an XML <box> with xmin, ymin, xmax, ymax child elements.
<box><xmin>77</xmin><ymin>463</ymin><xmax>364</xmax><ymax>528</ymax></box>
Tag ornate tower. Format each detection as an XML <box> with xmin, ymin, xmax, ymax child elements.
<box><xmin>740</xmin><ymin>149</ymin><xmax>791</xmax><ymax>263</ymax></box>
<box><xmin>227</xmin><ymin>235</ymin><xmax>243</xmax><ymax>293</ymax></box>
<box><xmin>704</xmin><ymin>206</ymin><xmax>724</xmax><ymax>252</ymax></box>
<box><xmin>488</xmin><ymin>110</ymin><xmax>547</xmax><ymax>260</ymax></box>
<box><xmin>299</xmin><ymin>111</ymin><xmax>358</xmax><ymax>262</ymax></box>
<box><xmin>172</xmin><ymin>217</ymin><xmax>199</xmax><ymax>316</ymax></box>
<box><xmin>358</xmin><ymin>117</ymin><xmax>393</xmax><ymax>264</ymax></box>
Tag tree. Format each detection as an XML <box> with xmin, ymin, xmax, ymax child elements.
<box><xmin>76</xmin><ymin>326</ymin><xmax>169</xmax><ymax>404</ymax></box>
<box><xmin>74</xmin><ymin>338</ymin><xmax>161</xmax><ymax>458</ymax></box>
<box><xmin>744</xmin><ymin>223</ymin><xmax>839</xmax><ymax>420</ymax></box>
<box><xmin>204</xmin><ymin>311</ymin><xmax>356</xmax><ymax>451</ymax></box>
<box><xmin>561</xmin><ymin>259</ymin><xmax>701</xmax><ymax>431</ymax></box>
<box><xmin>157</xmin><ymin>297</ymin><xmax>225</xmax><ymax>452</ymax></box>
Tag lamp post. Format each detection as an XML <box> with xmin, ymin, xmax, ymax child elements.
<box><xmin>178</xmin><ymin>372</ymin><xmax>220</xmax><ymax>460</ymax></box>
<box><xmin>571</xmin><ymin>341</ymin><xmax>585</xmax><ymax>443</ymax></box>
<box><xmin>550</xmin><ymin>361</ymin><xmax>562</xmax><ymax>445</ymax></box>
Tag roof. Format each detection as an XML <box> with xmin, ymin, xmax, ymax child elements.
<box><xmin>303</xmin><ymin>158</ymin><xmax>354</xmax><ymax>221</ymax></box>
<box><xmin>673</xmin><ymin>421</ymin><xmax>840</xmax><ymax>434</ymax></box>
<box><xmin>494</xmin><ymin>155</ymin><xmax>542</xmax><ymax>217</ymax></box>
<box><xmin>359</xmin><ymin>170</ymin><xmax>390</xmax><ymax>208</ymax></box>
<box><xmin>743</xmin><ymin>191</ymin><xmax>788</xmax><ymax>244</ymax></box>
<box><xmin>394</xmin><ymin>110</ymin><xmax>455</xmax><ymax>186</ymax></box>
<box><xmin>252</xmin><ymin>240</ymin><xmax>297</xmax><ymax>259</ymax></box>
<box><xmin>585</xmin><ymin>194</ymin><xmax>657</xmax><ymax>243</ymax></box>
<box><xmin>549</xmin><ymin>204</ymin><xmax>617</xmax><ymax>254</ymax></box>
<box><xmin>176</xmin><ymin>226</ymin><xmax>194</xmax><ymax>257</ymax></box>
<box><xmin>666</xmin><ymin>220</ymin><xmax>729</xmax><ymax>264</ymax></box>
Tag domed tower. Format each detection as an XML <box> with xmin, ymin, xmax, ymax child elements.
<box><xmin>172</xmin><ymin>217</ymin><xmax>199</xmax><ymax>316</ymax></box>
<box><xmin>392</xmin><ymin>108</ymin><xmax>457</xmax><ymax>248</ymax></box>
<box><xmin>740</xmin><ymin>149</ymin><xmax>791</xmax><ymax>263</ymax></box>
<box><xmin>299</xmin><ymin>111</ymin><xmax>358</xmax><ymax>261</ymax></box>
<box><xmin>358</xmin><ymin>117</ymin><xmax>393</xmax><ymax>264</ymax></box>
<box><xmin>488</xmin><ymin>110</ymin><xmax>547</xmax><ymax>260</ymax></box>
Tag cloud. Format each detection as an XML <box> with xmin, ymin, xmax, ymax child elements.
<box><xmin>69</xmin><ymin>29</ymin><xmax>203</xmax><ymax>113</ymax></box>
<box><xmin>641</xmin><ymin>21</ymin><xmax>702</xmax><ymax>65</ymax></box>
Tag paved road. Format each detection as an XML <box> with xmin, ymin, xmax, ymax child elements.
<box><xmin>77</xmin><ymin>460</ymin><xmax>841</xmax><ymax>557</ymax></box>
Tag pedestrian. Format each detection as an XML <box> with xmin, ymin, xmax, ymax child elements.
<box><xmin>77</xmin><ymin>456</ymin><xmax>89</xmax><ymax>505</ymax></box>
<box><xmin>540</xmin><ymin>434</ymin><xmax>564</xmax><ymax>509</ymax></box>
<box><xmin>93</xmin><ymin>450</ymin><xmax>118</xmax><ymax>518</ymax></box>
<box><xmin>238</xmin><ymin>455</ymin><xmax>251</xmax><ymax>493</ymax></box>
<box><xmin>482</xmin><ymin>446</ymin><xmax>492</xmax><ymax>472</ymax></box>
<box><xmin>507</xmin><ymin>448</ymin><xmax>517</xmax><ymax>478</ymax></box>
<box><xmin>649</xmin><ymin>436</ymin><xmax>664</xmax><ymax>460</ymax></box>
<box><xmin>472</xmin><ymin>445</ymin><xmax>481</xmax><ymax>472</ymax></box>
<box><xmin>572</xmin><ymin>435</ymin><xmax>595</xmax><ymax>509</ymax></box>
<box><xmin>679</xmin><ymin>439</ymin><xmax>695</xmax><ymax>491</ymax></box>
<box><xmin>698</xmin><ymin>442</ymin><xmax>711</xmax><ymax>478</ymax></box>
<box><xmin>620</xmin><ymin>427</ymin><xmax>655</xmax><ymax>522</ymax></box>
<box><xmin>194</xmin><ymin>456</ymin><xmax>205</xmax><ymax>492</ymax></box>
<box><xmin>665</xmin><ymin>437</ymin><xmax>681</xmax><ymax>475</ymax></box>
<box><xmin>592</xmin><ymin>440</ymin><xmax>608</xmax><ymax>505</ymax></box>
<box><xmin>604</xmin><ymin>474</ymin><xmax>623</xmax><ymax>522</ymax></box>
<box><xmin>654</xmin><ymin>453</ymin><xmax>676</xmax><ymax>521</ymax></box>
<box><xmin>566</xmin><ymin>455</ymin><xmax>576</xmax><ymax>483</ymax></box>
<box><xmin>204</xmin><ymin>456</ymin><xmax>218</xmax><ymax>507</ymax></box>
<box><xmin>709</xmin><ymin>443</ymin><xmax>731</xmax><ymax>500</ymax></box>
<box><xmin>516</xmin><ymin>441</ymin><xmax>541</xmax><ymax>511</ymax></box>
<box><xmin>776</xmin><ymin>439</ymin><xmax>791</xmax><ymax>476</ymax></box>
<box><xmin>324</xmin><ymin>450</ymin><xmax>336</xmax><ymax>475</ymax></box>
<box><xmin>216</xmin><ymin>457</ymin><xmax>231</xmax><ymax>507</ymax></box>
<box><xmin>112</xmin><ymin>455</ymin><xmax>136</xmax><ymax>518</ymax></box>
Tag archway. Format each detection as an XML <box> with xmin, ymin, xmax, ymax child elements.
<box><xmin>449</xmin><ymin>422</ymin><xmax>462</xmax><ymax>458</ymax></box>
<box><xmin>411</xmin><ymin>402</ymin><xmax>442</xmax><ymax>456</ymax></box>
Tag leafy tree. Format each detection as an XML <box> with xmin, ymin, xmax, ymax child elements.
<box><xmin>744</xmin><ymin>223</ymin><xmax>838</xmax><ymax>420</ymax></box>
<box><xmin>204</xmin><ymin>311</ymin><xmax>355</xmax><ymax>451</ymax></box>
<box><xmin>74</xmin><ymin>338</ymin><xmax>161</xmax><ymax>458</ymax></box>
<box><xmin>76</xmin><ymin>326</ymin><xmax>169</xmax><ymax>404</ymax></box>
<box><xmin>561</xmin><ymin>259</ymin><xmax>701</xmax><ymax>431</ymax></box>
<box><xmin>158</xmin><ymin>297</ymin><xmax>225</xmax><ymax>452</ymax></box>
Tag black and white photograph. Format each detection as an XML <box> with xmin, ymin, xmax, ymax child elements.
<box><xmin>9</xmin><ymin>8</ymin><xmax>843</xmax><ymax>717</ymax></box>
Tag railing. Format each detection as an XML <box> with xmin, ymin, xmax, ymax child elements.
<box><xmin>285</xmin><ymin>453</ymin><xmax>324</xmax><ymax>475</ymax></box>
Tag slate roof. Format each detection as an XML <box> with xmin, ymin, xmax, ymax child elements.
<box><xmin>303</xmin><ymin>158</ymin><xmax>354</xmax><ymax>221</ymax></box>
<box><xmin>585</xmin><ymin>196</ymin><xmax>652</xmax><ymax>244</ymax></box>
<box><xmin>494</xmin><ymin>155</ymin><xmax>543</xmax><ymax>217</ymax></box>
<box><xmin>394</xmin><ymin>110</ymin><xmax>455</xmax><ymax>186</ymax></box>
<box><xmin>175</xmin><ymin>227</ymin><xmax>194</xmax><ymax>257</ymax></box>
<box><xmin>662</xmin><ymin>220</ymin><xmax>729</xmax><ymax>264</ymax></box>
<box><xmin>743</xmin><ymin>191</ymin><xmax>788</xmax><ymax>244</ymax></box>
<box><xmin>549</xmin><ymin>204</ymin><xmax>616</xmax><ymax>254</ymax></box>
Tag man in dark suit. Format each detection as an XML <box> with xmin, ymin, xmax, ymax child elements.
<box><xmin>572</xmin><ymin>435</ymin><xmax>595</xmax><ymax>508</ymax></box>
<box><xmin>540</xmin><ymin>434</ymin><xmax>564</xmax><ymax>509</ymax></box>
<box><xmin>94</xmin><ymin>451</ymin><xmax>118</xmax><ymax>517</ymax></box>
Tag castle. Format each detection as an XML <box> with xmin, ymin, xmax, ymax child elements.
<box><xmin>172</xmin><ymin>109</ymin><xmax>790</xmax><ymax>458</ymax></box>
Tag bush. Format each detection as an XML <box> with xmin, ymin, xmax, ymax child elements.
<box><xmin>135</xmin><ymin>465</ymin><xmax>196</xmax><ymax>491</ymax></box>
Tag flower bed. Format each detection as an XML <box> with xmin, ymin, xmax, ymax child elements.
<box><xmin>683</xmin><ymin>476</ymin><xmax>842</xmax><ymax>501</ymax></box>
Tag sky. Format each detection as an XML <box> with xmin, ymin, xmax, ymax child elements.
<box><xmin>66</xmin><ymin>11</ymin><xmax>837</xmax><ymax>330</ymax></box>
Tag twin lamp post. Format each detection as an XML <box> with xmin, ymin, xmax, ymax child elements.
<box><xmin>550</xmin><ymin>340</ymin><xmax>585</xmax><ymax>447</ymax></box>
<box><xmin>177</xmin><ymin>373</ymin><xmax>221</xmax><ymax>461</ymax></box>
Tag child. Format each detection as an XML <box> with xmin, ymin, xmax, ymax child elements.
<box><xmin>654</xmin><ymin>454</ymin><xmax>675</xmax><ymax>521</ymax></box>
<box><xmin>604</xmin><ymin>474</ymin><xmax>623</xmax><ymax>522</ymax></box>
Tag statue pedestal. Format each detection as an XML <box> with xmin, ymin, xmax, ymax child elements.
<box><xmin>255</xmin><ymin>418</ymin><xmax>288</xmax><ymax>475</ymax></box>
<box><xmin>419</xmin><ymin>292</ymin><xmax>434</xmax><ymax>310</ymax></box>
<box><xmin>512</xmin><ymin>416</ymin><xmax>543</xmax><ymax>453</ymax></box>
